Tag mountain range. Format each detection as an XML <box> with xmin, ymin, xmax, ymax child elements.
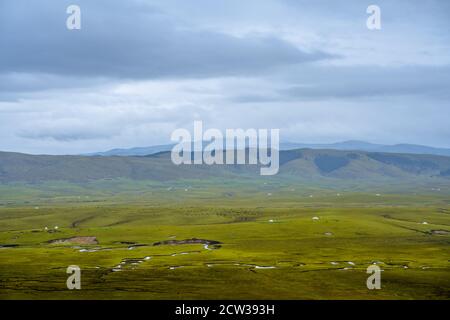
<box><xmin>84</xmin><ymin>141</ymin><xmax>450</xmax><ymax>157</ymax></box>
<box><xmin>1</xmin><ymin>148</ymin><xmax>450</xmax><ymax>184</ymax></box>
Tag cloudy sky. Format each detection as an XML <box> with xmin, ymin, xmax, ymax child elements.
<box><xmin>0</xmin><ymin>0</ymin><xmax>449</xmax><ymax>154</ymax></box>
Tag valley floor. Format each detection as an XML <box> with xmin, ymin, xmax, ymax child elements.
<box><xmin>0</xmin><ymin>194</ymin><xmax>449</xmax><ymax>299</ymax></box>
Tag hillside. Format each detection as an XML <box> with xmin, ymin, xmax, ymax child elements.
<box><xmin>85</xmin><ymin>141</ymin><xmax>450</xmax><ymax>157</ymax></box>
<box><xmin>1</xmin><ymin>149</ymin><xmax>450</xmax><ymax>184</ymax></box>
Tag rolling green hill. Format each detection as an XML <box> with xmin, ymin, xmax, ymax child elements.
<box><xmin>1</xmin><ymin>149</ymin><xmax>449</xmax><ymax>299</ymax></box>
<box><xmin>85</xmin><ymin>141</ymin><xmax>450</xmax><ymax>157</ymax></box>
<box><xmin>1</xmin><ymin>149</ymin><xmax>450</xmax><ymax>184</ymax></box>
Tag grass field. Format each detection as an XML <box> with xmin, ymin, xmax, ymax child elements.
<box><xmin>0</xmin><ymin>183</ymin><xmax>449</xmax><ymax>299</ymax></box>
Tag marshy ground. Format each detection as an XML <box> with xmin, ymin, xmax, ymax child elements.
<box><xmin>0</xmin><ymin>190</ymin><xmax>449</xmax><ymax>300</ymax></box>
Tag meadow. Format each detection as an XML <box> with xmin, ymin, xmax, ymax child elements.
<box><xmin>0</xmin><ymin>182</ymin><xmax>449</xmax><ymax>299</ymax></box>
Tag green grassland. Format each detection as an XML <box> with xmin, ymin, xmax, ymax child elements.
<box><xmin>0</xmin><ymin>183</ymin><xmax>449</xmax><ymax>299</ymax></box>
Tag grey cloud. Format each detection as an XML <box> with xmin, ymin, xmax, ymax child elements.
<box><xmin>231</xmin><ymin>65</ymin><xmax>450</xmax><ymax>102</ymax></box>
<box><xmin>7</xmin><ymin>93</ymin><xmax>211</xmax><ymax>143</ymax></box>
<box><xmin>17</xmin><ymin>120</ymin><xmax>119</xmax><ymax>141</ymax></box>
<box><xmin>283</xmin><ymin>66</ymin><xmax>450</xmax><ymax>100</ymax></box>
<box><xmin>18</xmin><ymin>131</ymin><xmax>111</xmax><ymax>142</ymax></box>
<box><xmin>0</xmin><ymin>0</ymin><xmax>449</xmax><ymax>153</ymax></box>
<box><xmin>0</xmin><ymin>0</ymin><xmax>332</xmax><ymax>87</ymax></box>
<box><xmin>281</xmin><ymin>0</ymin><xmax>450</xmax><ymax>21</ymax></box>
<box><xmin>0</xmin><ymin>73</ymin><xmax>113</xmax><ymax>102</ymax></box>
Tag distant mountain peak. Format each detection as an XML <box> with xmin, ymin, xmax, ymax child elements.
<box><xmin>81</xmin><ymin>141</ymin><xmax>450</xmax><ymax>157</ymax></box>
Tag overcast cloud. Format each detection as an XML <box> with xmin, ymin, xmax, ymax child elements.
<box><xmin>0</xmin><ymin>0</ymin><xmax>449</xmax><ymax>154</ymax></box>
